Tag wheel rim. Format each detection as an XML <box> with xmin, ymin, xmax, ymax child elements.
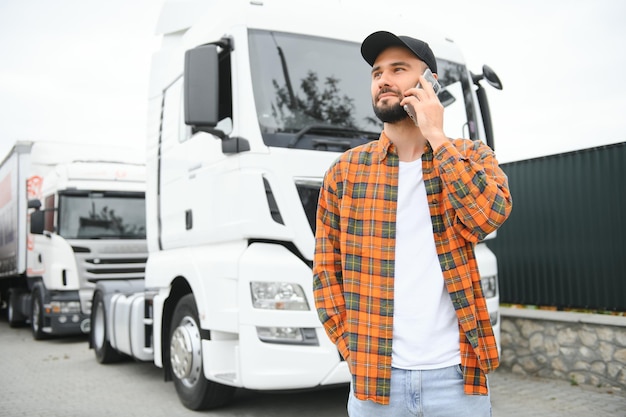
<box><xmin>93</xmin><ymin>301</ymin><xmax>106</xmax><ymax>349</ymax></box>
<box><xmin>170</xmin><ymin>316</ymin><xmax>202</xmax><ymax>388</ymax></box>
<box><xmin>32</xmin><ymin>298</ymin><xmax>40</xmax><ymax>331</ymax></box>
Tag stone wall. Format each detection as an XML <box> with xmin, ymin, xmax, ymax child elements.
<box><xmin>499</xmin><ymin>307</ymin><xmax>626</xmax><ymax>394</ymax></box>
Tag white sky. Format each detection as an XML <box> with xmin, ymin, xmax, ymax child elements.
<box><xmin>1</xmin><ymin>0</ymin><xmax>625</xmax><ymax>164</ymax></box>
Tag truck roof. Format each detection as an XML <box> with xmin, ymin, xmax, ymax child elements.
<box><xmin>4</xmin><ymin>140</ymin><xmax>144</xmax><ymax>168</ymax></box>
<box><xmin>150</xmin><ymin>0</ymin><xmax>466</xmax><ymax>99</ymax></box>
<box><xmin>155</xmin><ymin>0</ymin><xmax>465</xmax><ymax>62</ymax></box>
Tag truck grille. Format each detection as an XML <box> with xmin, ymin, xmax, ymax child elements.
<box><xmin>72</xmin><ymin>242</ymin><xmax>148</xmax><ymax>283</ymax></box>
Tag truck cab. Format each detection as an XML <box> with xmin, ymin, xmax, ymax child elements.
<box><xmin>27</xmin><ymin>160</ymin><xmax>147</xmax><ymax>337</ymax></box>
<box><xmin>1</xmin><ymin>140</ymin><xmax>148</xmax><ymax>340</ymax></box>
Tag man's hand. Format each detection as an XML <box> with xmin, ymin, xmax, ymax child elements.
<box><xmin>401</xmin><ymin>74</ymin><xmax>448</xmax><ymax>151</ymax></box>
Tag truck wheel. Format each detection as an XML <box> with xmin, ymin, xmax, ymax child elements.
<box><xmin>8</xmin><ymin>289</ymin><xmax>27</xmax><ymax>328</ymax></box>
<box><xmin>91</xmin><ymin>291</ymin><xmax>123</xmax><ymax>364</ymax></box>
<box><xmin>31</xmin><ymin>289</ymin><xmax>47</xmax><ymax>340</ymax></box>
<box><xmin>169</xmin><ymin>294</ymin><xmax>235</xmax><ymax>410</ymax></box>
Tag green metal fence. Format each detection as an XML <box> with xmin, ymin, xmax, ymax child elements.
<box><xmin>488</xmin><ymin>142</ymin><xmax>626</xmax><ymax>311</ymax></box>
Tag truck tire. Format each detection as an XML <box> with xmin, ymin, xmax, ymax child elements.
<box><xmin>8</xmin><ymin>289</ymin><xmax>27</xmax><ymax>328</ymax></box>
<box><xmin>91</xmin><ymin>291</ymin><xmax>123</xmax><ymax>364</ymax></box>
<box><xmin>169</xmin><ymin>294</ymin><xmax>235</xmax><ymax>410</ymax></box>
<box><xmin>31</xmin><ymin>288</ymin><xmax>47</xmax><ymax>340</ymax></box>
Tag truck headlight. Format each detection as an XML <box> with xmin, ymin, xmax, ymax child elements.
<box><xmin>250</xmin><ymin>282</ymin><xmax>309</xmax><ymax>311</ymax></box>
<box><xmin>50</xmin><ymin>301</ymin><xmax>81</xmax><ymax>314</ymax></box>
<box><xmin>490</xmin><ymin>311</ymin><xmax>499</xmax><ymax>326</ymax></box>
<box><xmin>480</xmin><ymin>275</ymin><xmax>498</xmax><ymax>299</ymax></box>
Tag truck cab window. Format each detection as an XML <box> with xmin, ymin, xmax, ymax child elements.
<box><xmin>57</xmin><ymin>193</ymin><xmax>146</xmax><ymax>239</ymax></box>
<box><xmin>44</xmin><ymin>194</ymin><xmax>55</xmax><ymax>232</ymax></box>
<box><xmin>248</xmin><ymin>30</ymin><xmax>480</xmax><ymax>150</ymax></box>
<box><xmin>217</xmin><ymin>49</ymin><xmax>232</xmax><ymax>124</ymax></box>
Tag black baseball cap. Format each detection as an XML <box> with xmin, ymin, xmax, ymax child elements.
<box><xmin>361</xmin><ymin>30</ymin><xmax>437</xmax><ymax>74</ymax></box>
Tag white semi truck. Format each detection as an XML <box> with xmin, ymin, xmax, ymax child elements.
<box><xmin>90</xmin><ymin>0</ymin><xmax>504</xmax><ymax>411</ymax></box>
<box><xmin>0</xmin><ymin>140</ymin><xmax>147</xmax><ymax>339</ymax></box>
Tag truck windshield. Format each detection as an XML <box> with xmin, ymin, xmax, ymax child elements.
<box><xmin>248</xmin><ymin>29</ymin><xmax>479</xmax><ymax>152</ymax></box>
<box><xmin>57</xmin><ymin>192</ymin><xmax>146</xmax><ymax>239</ymax></box>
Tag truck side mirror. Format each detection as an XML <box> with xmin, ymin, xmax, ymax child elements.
<box><xmin>28</xmin><ymin>199</ymin><xmax>42</xmax><ymax>210</ymax></box>
<box><xmin>30</xmin><ymin>210</ymin><xmax>45</xmax><ymax>235</ymax></box>
<box><xmin>470</xmin><ymin>65</ymin><xmax>503</xmax><ymax>151</ymax></box>
<box><xmin>184</xmin><ymin>45</ymin><xmax>220</xmax><ymax>130</ymax></box>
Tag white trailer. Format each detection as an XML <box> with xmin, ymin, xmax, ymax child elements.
<box><xmin>91</xmin><ymin>0</ymin><xmax>504</xmax><ymax>410</ymax></box>
<box><xmin>0</xmin><ymin>140</ymin><xmax>147</xmax><ymax>339</ymax></box>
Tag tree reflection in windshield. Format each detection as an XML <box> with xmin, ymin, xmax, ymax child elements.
<box><xmin>272</xmin><ymin>71</ymin><xmax>358</xmax><ymax>131</ymax></box>
<box><xmin>58</xmin><ymin>194</ymin><xmax>146</xmax><ymax>239</ymax></box>
<box><xmin>249</xmin><ymin>29</ymin><xmax>480</xmax><ymax>150</ymax></box>
<box><xmin>249</xmin><ymin>29</ymin><xmax>382</xmax><ymax>150</ymax></box>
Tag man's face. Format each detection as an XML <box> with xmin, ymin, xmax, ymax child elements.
<box><xmin>370</xmin><ymin>46</ymin><xmax>427</xmax><ymax>123</ymax></box>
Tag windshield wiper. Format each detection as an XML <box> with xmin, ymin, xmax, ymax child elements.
<box><xmin>288</xmin><ymin>124</ymin><xmax>378</xmax><ymax>148</ymax></box>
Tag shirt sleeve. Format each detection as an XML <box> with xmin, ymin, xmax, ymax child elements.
<box><xmin>433</xmin><ymin>139</ymin><xmax>512</xmax><ymax>242</ymax></box>
<box><xmin>312</xmin><ymin>168</ymin><xmax>350</xmax><ymax>361</ymax></box>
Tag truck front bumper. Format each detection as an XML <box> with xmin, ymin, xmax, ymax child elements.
<box><xmin>200</xmin><ymin>324</ymin><xmax>350</xmax><ymax>390</ymax></box>
<box><xmin>46</xmin><ymin>311</ymin><xmax>90</xmax><ymax>335</ymax></box>
<box><xmin>43</xmin><ymin>293</ymin><xmax>91</xmax><ymax>335</ymax></box>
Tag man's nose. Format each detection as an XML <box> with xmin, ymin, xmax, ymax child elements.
<box><xmin>375</xmin><ymin>73</ymin><xmax>391</xmax><ymax>89</ymax></box>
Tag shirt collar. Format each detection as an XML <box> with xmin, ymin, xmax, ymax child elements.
<box><xmin>375</xmin><ymin>131</ymin><xmax>433</xmax><ymax>162</ymax></box>
<box><xmin>375</xmin><ymin>131</ymin><xmax>395</xmax><ymax>162</ymax></box>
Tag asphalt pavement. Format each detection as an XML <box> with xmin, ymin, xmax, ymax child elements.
<box><xmin>0</xmin><ymin>317</ymin><xmax>623</xmax><ymax>417</ymax></box>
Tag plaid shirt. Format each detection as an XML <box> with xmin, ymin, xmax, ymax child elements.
<box><xmin>313</xmin><ymin>132</ymin><xmax>512</xmax><ymax>404</ymax></box>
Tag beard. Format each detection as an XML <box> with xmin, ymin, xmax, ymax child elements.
<box><xmin>372</xmin><ymin>90</ymin><xmax>409</xmax><ymax>123</ymax></box>
<box><xmin>373</xmin><ymin>102</ymin><xmax>409</xmax><ymax>123</ymax></box>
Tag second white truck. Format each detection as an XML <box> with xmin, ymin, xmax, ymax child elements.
<box><xmin>0</xmin><ymin>140</ymin><xmax>147</xmax><ymax>339</ymax></box>
<box><xmin>90</xmin><ymin>0</ymin><xmax>504</xmax><ymax>411</ymax></box>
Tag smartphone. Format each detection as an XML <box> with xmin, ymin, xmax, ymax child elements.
<box><xmin>417</xmin><ymin>68</ymin><xmax>441</xmax><ymax>95</ymax></box>
<box><xmin>405</xmin><ymin>68</ymin><xmax>441</xmax><ymax>125</ymax></box>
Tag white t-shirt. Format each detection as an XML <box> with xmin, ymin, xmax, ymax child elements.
<box><xmin>392</xmin><ymin>159</ymin><xmax>461</xmax><ymax>370</ymax></box>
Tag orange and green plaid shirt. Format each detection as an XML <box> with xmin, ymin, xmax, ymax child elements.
<box><xmin>313</xmin><ymin>132</ymin><xmax>512</xmax><ymax>404</ymax></box>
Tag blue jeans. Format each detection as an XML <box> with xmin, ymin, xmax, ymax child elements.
<box><xmin>347</xmin><ymin>366</ymin><xmax>492</xmax><ymax>417</ymax></box>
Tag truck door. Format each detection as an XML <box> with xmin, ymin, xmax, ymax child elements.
<box><xmin>159</xmin><ymin>48</ymin><xmax>234</xmax><ymax>249</ymax></box>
